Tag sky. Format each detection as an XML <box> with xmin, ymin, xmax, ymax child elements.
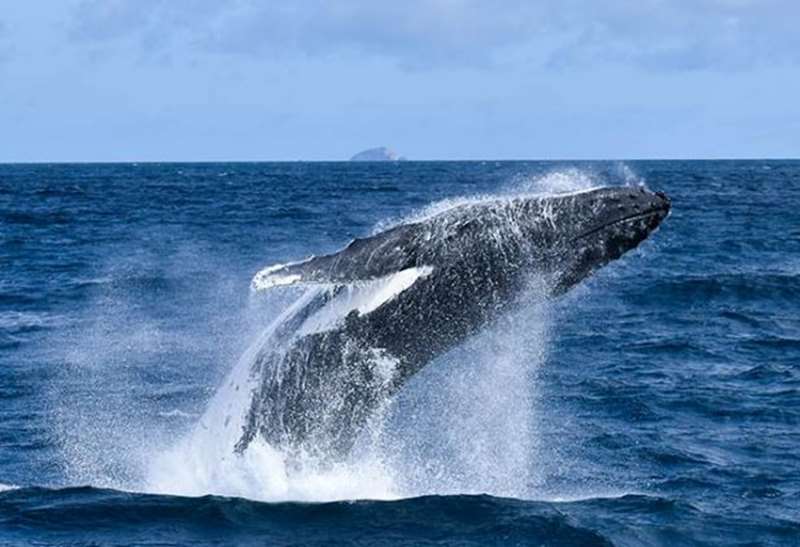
<box><xmin>0</xmin><ymin>0</ymin><xmax>798</xmax><ymax>162</ymax></box>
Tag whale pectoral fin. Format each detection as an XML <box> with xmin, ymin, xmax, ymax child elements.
<box><xmin>251</xmin><ymin>256</ymin><xmax>376</xmax><ymax>291</ymax></box>
<box><xmin>251</xmin><ymin>223</ymin><xmax>426</xmax><ymax>291</ymax></box>
<box><xmin>251</xmin><ymin>259</ymin><xmax>315</xmax><ymax>290</ymax></box>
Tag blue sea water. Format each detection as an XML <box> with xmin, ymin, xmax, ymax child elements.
<box><xmin>0</xmin><ymin>161</ymin><xmax>798</xmax><ymax>546</ymax></box>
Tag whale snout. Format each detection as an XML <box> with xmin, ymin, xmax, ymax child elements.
<box><xmin>650</xmin><ymin>189</ymin><xmax>671</xmax><ymax>217</ymax></box>
<box><xmin>590</xmin><ymin>187</ymin><xmax>670</xmax><ymax>259</ymax></box>
<box><xmin>569</xmin><ymin>186</ymin><xmax>670</xmax><ymax>242</ymax></box>
<box><xmin>548</xmin><ymin>186</ymin><xmax>670</xmax><ymax>281</ymax></box>
<box><xmin>647</xmin><ymin>189</ymin><xmax>671</xmax><ymax>226</ymax></box>
<box><xmin>640</xmin><ymin>188</ymin><xmax>671</xmax><ymax>229</ymax></box>
<box><xmin>613</xmin><ymin>186</ymin><xmax>670</xmax><ymax>219</ymax></box>
<box><xmin>652</xmin><ymin>190</ymin><xmax>671</xmax><ymax>224</ymax></box>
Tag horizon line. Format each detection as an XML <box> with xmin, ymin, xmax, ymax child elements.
<box><xmin>1</xmin><ymin>157</ymin><xmax>799</xmax><ymax>166</ymax></box>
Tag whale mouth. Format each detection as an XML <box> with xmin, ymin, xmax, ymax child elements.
<box><xmin>573</xmin><ymin>205</ymin><xmax>671</xmax><ymax>242</ymax></box>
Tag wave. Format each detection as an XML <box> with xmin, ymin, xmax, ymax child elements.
<box><xmin>3</xmin><ymin>486</ymin><xmax>798</xmax><ymax>546</ymax></box>
<box><xmin>0</xmin><ymin>485</ymin><xmax>622</xmax><ymax>546</ymax></box>
<box><xmin>641</xmin><ymin>273</ymin><xmax>800</xmax><ymax>303</ymax></box>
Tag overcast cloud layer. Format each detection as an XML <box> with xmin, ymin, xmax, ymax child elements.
<box><xmin>1</xmin><ymin>1</ymin><xmax>798</xmax><ymax>161</ymax></box>
<box><xmin>67</xmin><ymin>0</ymin><xmax>800</xmax><ymax>70</ymax></box>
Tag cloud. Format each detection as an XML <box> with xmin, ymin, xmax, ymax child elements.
<box><xmin>547</xmin><ymin>0</ymin><xmax>800</xmax><ymax>71</ymax></box>
<box><xmin>67</xmin><ymin>0</ymin><xmax>550</xmax><ymax>67</ymax></box>
<box><xmin>66</xmin><ymin>0</ymin><xmax>800</xmax><ymax>71</ymax></box>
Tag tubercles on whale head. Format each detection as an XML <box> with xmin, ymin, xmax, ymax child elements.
<box><xmin>529</xmin><ymin>186</ymin><xmax>671</xmax><ymax>293</ymax></box>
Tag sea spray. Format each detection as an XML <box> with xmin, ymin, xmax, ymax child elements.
<box><xmin>48</xmin><ymin>243</ymin><xmax>248</xmax><ymax>491</ymax></box>
<box><xmin>373</xmin><ymin>166</ymin><xmax>605</xmax><ymax>234</ymax></box>
<box><xmin>378</xmin><ymin>276</ymin><xmax>553</xmax><ymax>499</ymax></box>
<box><xmin>143</xmin><ymin>287</ymin><xmax>398</xmax><ymax>501</ymax></box>
<box><xmin>105</xmin><ymin>168</ymin><xmax>634</xmax><ymax>501</ymax></box>
<box><xmin>146</xmin><ymin>280</ymin><xmax>555</xmax><ymax>502</ymax></box>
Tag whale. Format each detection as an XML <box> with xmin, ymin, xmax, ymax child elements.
<box><xmin>236</xmin><ymin>186</ymin><xmax>671</xmax><ymax>457</ymax></box>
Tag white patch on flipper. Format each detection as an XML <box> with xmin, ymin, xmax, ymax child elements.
<box><xmin>251</xmin><ymin>260</ymin><xmax>310</xmax><ymax>291</ymax></box>
<box><xmin>358</xmin><ymin>266</ymin><xmax>433</xmax><ymax>315</ymax></box>
<box><xmin>298</xmin><ymin>266</ymin><xmax>434</xmax><ymax>335</ymax></box>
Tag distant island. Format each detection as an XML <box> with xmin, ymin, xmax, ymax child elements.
<box><xmin>350</xmin><ymin>147</ymin><xmax>406</xmax><ymax>162</ymax></box>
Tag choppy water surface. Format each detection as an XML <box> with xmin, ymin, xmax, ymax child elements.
<box><xmin>1</xmin><ymin>161</ymin><xmax>798</xmax><ymax>546</ymax></box>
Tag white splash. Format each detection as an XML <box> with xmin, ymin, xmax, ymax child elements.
<box><xmin>374</xmin><ymin>167</ymin><xmax>605</xmax><ymax>233</ymax></box>
<box><xmin>157</xmin><ymin>409</ymin><xmax>197</xmax><ymax>419</ymax></box>
<box><xmin>512</xmin><ymin>168</ymin><xmax>600</xmax><ymax>196</ymax></box>
<box><xmin>146</xmin><ymin>268</ymin><xmax>432</xmax><ymax>501</ymax></box>
<box><xmin>379</xmin><ymin>277</ymin><xmax>553</xmax><ymax>499</ymax></box>
<box><xmin>145</xmin><ymin>288</ymin><xmax>320</xmax><ymax>494</ymax></box>
<box><xmin>147</xmin><ymin>433</ymin><xmax>398</xmax><ymax>502</ymax></box>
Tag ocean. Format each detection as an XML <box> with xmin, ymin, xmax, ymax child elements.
<box><xmin>0</xmin><ymin>161</ymin><xmax>798</xmax><ymax>546</ymax></box>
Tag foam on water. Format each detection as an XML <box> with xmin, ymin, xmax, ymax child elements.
<box><xmin>147</xmin><ymin>433</ymin><xmax>398</xmax><ymax>502</ymax></box>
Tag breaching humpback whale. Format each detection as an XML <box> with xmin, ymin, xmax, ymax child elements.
<box><xmin>237</xmin><ymin>186</ymin><xmax>670</xmax><ymax>457</ymax></box>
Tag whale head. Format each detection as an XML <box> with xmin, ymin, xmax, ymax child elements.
<box><xmin>511</xmin><ymin>186</ymin><xmax>671</xmax><ymax>293</ymax></box>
